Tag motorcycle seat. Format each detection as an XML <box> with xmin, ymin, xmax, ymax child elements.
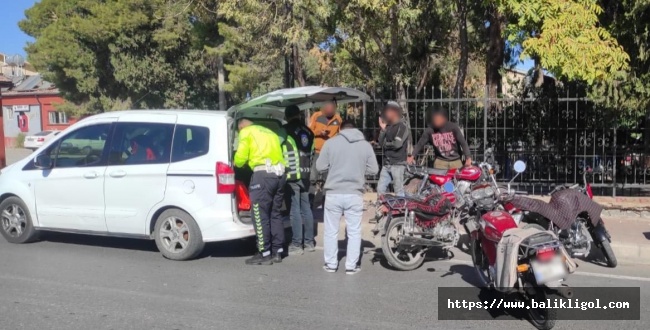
<box><xmin>521</xmin><ymin>231</ymin><xmax>556</xmax><ymax>247</ymax></box>
<box><xmin>413</xmin><ymin>209</ymin><xmax>448</xmax><ymax>218</ymax></box>
<box><xmin>427</xmin><ymin>168</ymin><xmax>450</xmax><ymax>176</ymax></box>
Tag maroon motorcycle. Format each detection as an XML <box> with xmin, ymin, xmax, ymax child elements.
<box><xmin>374</xmin><ymin>188</ymin><xmax>459</xmax><ymax>271</ymax></box>
<box><xmin>515</xmin><ymin>167</ymin><xmax>617</xmax><ymax>267</ymax></box>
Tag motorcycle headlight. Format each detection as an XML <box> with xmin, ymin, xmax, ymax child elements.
<box><xmin>471</xmin><ymin>188</ymin><xmax>485</xmax><ymax>200</ymax></box>
<box><xmin>484</xmin><ymin>186</ymin><xmax>495</xmax><ymax>197</ymax></box>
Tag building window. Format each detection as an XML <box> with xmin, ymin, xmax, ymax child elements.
<box><xmin>48</xmin><ymin>111</ymin><xmax>68</xmax><ymax>124</ymax></box>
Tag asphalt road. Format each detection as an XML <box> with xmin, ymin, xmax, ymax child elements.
<box><xmin>3</xmin><ymin>148</ymin><xmax>650</xmax><ymax>329</ymax></box>
<box><xmin>1</xmin><ymin>232</ymin><xmax>649</xmax><ymax>330</ymax></box>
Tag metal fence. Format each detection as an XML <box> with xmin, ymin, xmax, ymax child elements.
<box><xmin>342</xmin><ymin>87</ymin><xmax>649</xmax><ymax>197</ymax></box>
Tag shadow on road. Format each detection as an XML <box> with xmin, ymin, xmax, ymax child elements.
<box><xmin>41</xmin><ymin>232</ymin><xmax>159</xmax><ymax>252</ymax></box>
<box><xmin>40</xmin><ymin>232</ymin><xmax>261</xmax><ymax>259</ymax></box>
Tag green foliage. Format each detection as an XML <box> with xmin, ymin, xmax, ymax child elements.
<box><xmin>18</xmin><ymin>0</ymin><xmax>643</xmax><ymax>119</ymax></box>
<box><xmin>499</xmin><ymin>0</ymin><xmax>629</xmax><ymax>84</ymax></box>
<box><xmin>15</xmin><ymin>133</ymin><xmax>26</xmax><ymax>149</ymax></box>
<box><xmin>20</xmin><ymin>0</ymin><xmax>220</xmax><ymax>115</ymax></box>
<box><xmin>589</xmin><ymin>0</ymin><xmax>650</xmax><ymax>123</ymax></box>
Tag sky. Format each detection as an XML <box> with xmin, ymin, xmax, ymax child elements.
<box><xmin>0</xmin><ymin>0</ymin><xmax>533</xmax><ymax>71</ymax></box>
<box><xmin>0</xmin><ymin>0</ymin><xmax>37</xmax><ymax>57</ymax></box>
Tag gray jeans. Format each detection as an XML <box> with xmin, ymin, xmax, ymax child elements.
<box><xmin>323</xmin><ymin>193</ymin><xmax>364</xmax><ymax>270</ymax></box>
<box><xmin>376</xmin><ymin>164</ymin><xmax>405</xmax><ymax>196</ymax></box>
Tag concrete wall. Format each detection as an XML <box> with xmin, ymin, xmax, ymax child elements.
<box><xmin>1</xmin><ymin>94</ymin><xmax>75</xmax><ymax>147</ymax></box>
<box><xmin>2</xmin><ymin>105</ymin><xmax>41</xmax><ymax>147</ymax></box>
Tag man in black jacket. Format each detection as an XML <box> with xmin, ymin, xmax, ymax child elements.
<box><xmin>408</xmin><ymin>106</ymin><xmax>472</xmax><ymax>169</ymax></box>
<box><xmin>377</xmin><ymin>101</ymin><xmax>410</xmax><ymax>196</ymax></box>
<box><xmin>282</xmin><ymin>105</ymin><xmax>316</xmax><ymax>256</ymax></box>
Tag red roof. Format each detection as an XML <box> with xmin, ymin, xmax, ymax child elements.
<box><xmin>2</xmin><ymin>88</ymin><xmax>60</xmax><ymax>96</ymax></box>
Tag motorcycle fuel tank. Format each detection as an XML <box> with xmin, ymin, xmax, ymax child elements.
<box><xmin>480</xmin><ymin>211</ymin><xmax>518</xmax><ymax>242</ymax></box>
<box><xmin>428</xmin><ymin>169</ymin><xmax>456</xmax><ymax>186</ymax></box>
<box><xmin>455</xmin><ymin>165</ymin><xmax>482</xmax><ymax>181</ymax></box>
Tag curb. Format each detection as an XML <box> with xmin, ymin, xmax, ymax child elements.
<box><xmin>610</xmin><ymin>243</ymin><xmax>650</xmax><ymax>264</ymax></box>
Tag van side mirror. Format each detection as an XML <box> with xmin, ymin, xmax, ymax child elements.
<box><xmin>34</xmin><ymin>154</ymin><xmax>53</xmax><ymax>169</ymax></box>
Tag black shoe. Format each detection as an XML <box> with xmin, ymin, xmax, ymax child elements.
<box><xmin>272</xmin><ymin>253</ymin><xmax>283</xmax><ymax>263</ymax></box>
<box><xmin>245</xmin><ymin>253</ymin><xmax>273</xmax><ymax>265</ymax></box>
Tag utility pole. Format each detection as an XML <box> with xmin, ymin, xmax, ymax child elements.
<box><xmin>217</xmin><ymin>56</ymin><xmax>226</xmax><ymax>110</ymax></box>
<box><xmin>0</xmin><ymin>75</ymin><xmax>14</xmax><ymax>168</ymax></box>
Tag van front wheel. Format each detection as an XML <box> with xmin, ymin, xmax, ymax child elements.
<box><xmin>154</xmin><ymin>209</ymin><xmax>204</xmax><ymax>260</ymax></box>
<box><xmin>0</xmin><ymin>197</ymin><xmax>39</xmax><ymax>244</ymax></box>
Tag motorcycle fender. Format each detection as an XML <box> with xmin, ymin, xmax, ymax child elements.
<box><xmin>590</xmin><ymin>222</ymin><xmax>611</xmax><ymax>243</ymax></box>
<box><xmin>380</xmin><ymin>215</ymin><xmax>391</xmax><ymax>236</ymax></box>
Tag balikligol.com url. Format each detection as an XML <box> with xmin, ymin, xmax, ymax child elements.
<box><xmin>447</xmin><ymin>299</ymin><xmax>631</xmax><ymax>311</ymax></box>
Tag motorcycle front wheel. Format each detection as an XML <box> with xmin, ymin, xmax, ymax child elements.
<box><xmin>598</xmin><ymin>239</ymin><xmax>618</xmax><ymax>268</ymax></box>
<box><xmin>381</xmin><ymin>217</ymin><xmax>426</xmax><ymax>271</ymax></box>
<box><xmin>527</xmin><ymin>290</ymin><xmax>557</xmax><ymax>330</ymax></box>
<box><xmin>470</xmin><ymin>238</ymin><xmax>492</xmax><ymax>288</ymax></box>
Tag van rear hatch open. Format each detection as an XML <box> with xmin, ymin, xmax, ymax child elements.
<box><xmin>227</xmin><ymin>86</ymin><xmax>371</xmax><ymax>224</ymax></box>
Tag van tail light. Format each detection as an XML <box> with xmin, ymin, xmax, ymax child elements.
<box><xmin>216</xmin><ymin>162</ymin><xmax>235</xmax><ymax>194</ymax></box>
<box><xmin>536</xmin><ymin>247</ymin><xmax>556</xmax><ymax>262</ymax></box>
<box><xmin>235</xmin><ymin>180</ymin><xmax>251</xmax><ymax>211</ymax></box>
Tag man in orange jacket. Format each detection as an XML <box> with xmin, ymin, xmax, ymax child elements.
<box><xmin>309</xmin><ymin>101</ymin><xmax>342</xmax><ymax>192</ymax></box>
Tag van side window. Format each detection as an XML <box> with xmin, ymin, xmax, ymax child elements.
<box><xmin>54</xmin><ymin>124</ymin><xmax>111</xmax><ymax>168</ymax></box>
<box><xmin>171</xmin><ymin>125</ymin><xmax>210</xmax><ymax>162</ymax></box>
<box><xmin>108</xmin><ymin>123</ymin><xmax>174</xmax><ymax>165</ymax></box>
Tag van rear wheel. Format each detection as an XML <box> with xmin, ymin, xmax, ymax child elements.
<box><xmin>154</xmin><ymin>209</ymin><xmax>204</xmax><ymax>260</ymax></box>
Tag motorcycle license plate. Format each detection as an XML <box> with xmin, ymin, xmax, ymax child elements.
<box><xmin>530</xmin><ymin>257</ymin><xmax>566</xmax><ymax>284</ymax></box>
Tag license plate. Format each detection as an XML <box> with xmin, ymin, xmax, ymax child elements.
<box><xmin>531</xmin><ymin>257</ymin><xmax>566</xmax><ymax>284</ymax></box>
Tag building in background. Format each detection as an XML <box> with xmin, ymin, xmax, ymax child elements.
<box><xmin>2</xmin><ymin>52</ymin><xmax>77</xmax><ymax>147</ymax></box>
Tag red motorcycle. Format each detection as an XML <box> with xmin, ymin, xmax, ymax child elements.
<box><xmin>403</xmin><ymin>148</ymin><xmax>499</xmax><ymax>202</ymax></box>
<box><xmin>465</xmin><ymin>161</ymin><xmax>575</xmax><ymax>330</ymax></box>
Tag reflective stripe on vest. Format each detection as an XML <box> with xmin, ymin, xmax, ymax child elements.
<box><xmin>282</xmin><ymin>136</ymin><xmax>301</xmax><ymax>180</ymax></box>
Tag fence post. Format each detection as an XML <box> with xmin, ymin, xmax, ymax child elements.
<box><xmin>483</xmin><ymin>85</ymin><xmax>489</xmax><ymax>150</ymax></box>
<box><xmin>612</xmin><ymin>126</ymin><xmax>617</xmax><ymax>198</ymax></box>
<box><xmin>362</xmin><ymin>100</ymin><xmax>367</xmax><ymax>136</ymax></box>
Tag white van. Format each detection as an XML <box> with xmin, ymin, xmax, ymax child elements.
<box><xmin>0</xmin><ymin>87</ymin><xmax>370</xmax><ymax>260</ymax></box>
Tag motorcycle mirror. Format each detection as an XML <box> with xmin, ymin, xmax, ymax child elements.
<box><xmin>513</xmin><ymin>160</ymin><xmax>526</xmax><ymax>173</ymax></box>
<box><xmin>443</xmin><ymin>181</ymin><xmax>455</xmax><ymax>193</ymax></box>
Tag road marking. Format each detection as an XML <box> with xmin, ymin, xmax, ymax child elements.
<box><xmin>571</xmin><ymin>271</ymin><xmax>650</xmax><ymax>282</ymax></box>
<box><xmin>323</xmin><ymin>246</ymin><xmax>650</xmax><ymax>282</ymax></box>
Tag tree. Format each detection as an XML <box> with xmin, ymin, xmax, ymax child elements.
<box><xmin>216</xmin><ymin>0</ymin><xmax>332</xmax><ymax>99</ymax></box>
<box><xmin>499</xmin><ymin>0</ymin><xmax>629</xmax><ymax>84</ymax></box>
<box><xmin>20</xmin><ymin>0</ymin><xmax>220</xmax><ymax>115</ymax></box>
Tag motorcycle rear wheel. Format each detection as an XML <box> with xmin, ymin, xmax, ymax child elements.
<box><xmin>527</xmin><ymin>290</ymin><xmax>557</xmax><ymax>330</ymax></box>
<box><xmin>381</xmin><ymin>217</ymin><xmax>426</xmax><ymax>271</ymax></box>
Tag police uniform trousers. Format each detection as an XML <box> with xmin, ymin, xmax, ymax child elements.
<box><xmin>249</xmin><ymin>170</ymin><xmax>286</xmax><ymax>254</ymax></box>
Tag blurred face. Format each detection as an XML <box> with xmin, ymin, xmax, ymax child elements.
<box><xmin>322</xmin><ymin>103</ymin><xmax>336</xmax><ymax>117</ymax></box>
<box><xmin>384</xmin><ymin>108</ymin><xmax>399</xmax><ymax>123</ymax></box>
<box><xmin>432</xmin><ymin>113</ymin><xmax>447</xmax><ymax>128</ymax></box>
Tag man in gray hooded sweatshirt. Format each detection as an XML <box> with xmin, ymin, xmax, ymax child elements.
<box><xmin>316</xmin><ymin>121</ymin><xmax>379</xmax><ymax>274</ymax></box>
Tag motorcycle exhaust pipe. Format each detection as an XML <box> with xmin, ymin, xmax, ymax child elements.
<box><xmin>556</xmin><ymin>285</ymin><xmax>573</xmax><ymax>299</ymax></box>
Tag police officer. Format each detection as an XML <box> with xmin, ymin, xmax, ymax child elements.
<box><xmin>234</xmin><ymin>118</ymin><xmax>287</xmax><ymax>265</ymax></box>
<box><xmin>281</xmin><ymin>105</ymin><xmax>316</xmax><ymax>255</ymax></box>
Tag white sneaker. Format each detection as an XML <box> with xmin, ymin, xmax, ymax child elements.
<box><xmin>346</xmin><ymin>266</ymin><xmax>361</xmax><ymax>275</ymax></box>
<box><xmin>323</xmin><ymin>265</ymin><xmax>337</xmax><ymax>273</ymax></box>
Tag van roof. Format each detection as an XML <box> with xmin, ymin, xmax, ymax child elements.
<box><xmin>90</xmin><ymin>109</ymin><xmax>228</xmax><ymax>119</ymax></box>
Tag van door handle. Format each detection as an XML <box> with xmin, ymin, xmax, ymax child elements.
<box><xmin>83</xmin><ymin>171</ymin><xmax>98</xmax><ymax>179</ymax></box>
<box><xmin>109</xmin><ymin>170</ymin><xmax>127</xmax><ymax>178</ymax></box>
